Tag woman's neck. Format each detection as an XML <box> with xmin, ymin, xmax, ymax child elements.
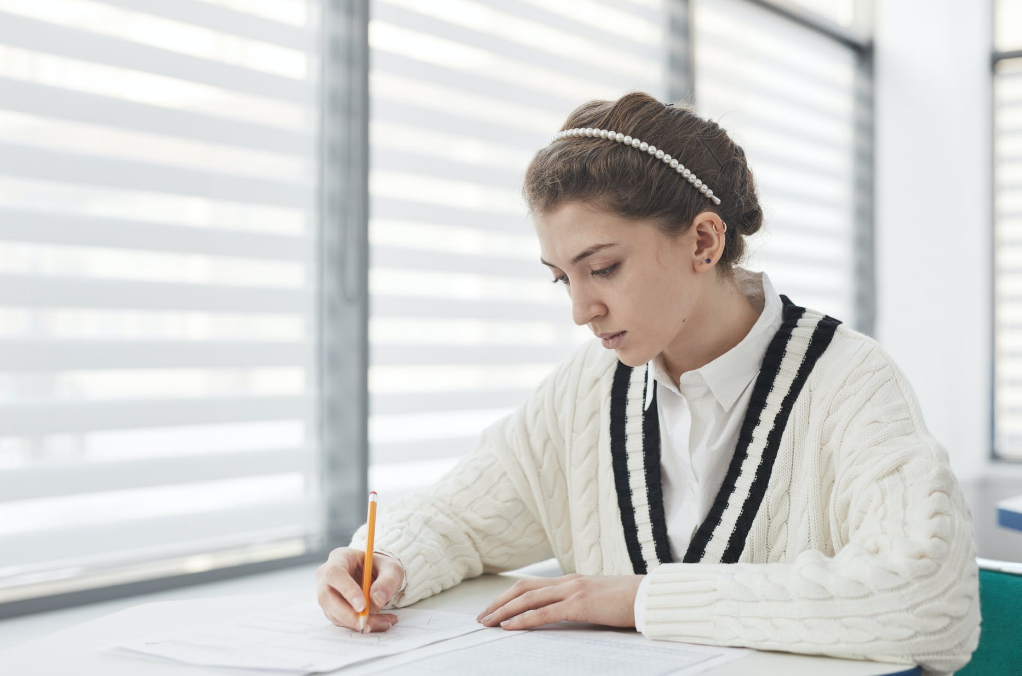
<box><xmin>658</xmin><ymin>273</ymin><xmax>761</xmax><ymax>385</ymax></box>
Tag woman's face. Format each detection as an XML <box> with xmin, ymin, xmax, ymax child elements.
<box><xmin>535</xmin><ymin>201</ymin><xmax>713</xmax><ymax>367</ymax></box>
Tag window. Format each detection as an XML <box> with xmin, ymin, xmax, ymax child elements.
<box><xmin>0</xmin><ymin>0</ymin><xmax>333</xmax><ymax>606</ymax></box>
<box><xmin>366</xmin><ymin>0</ymin><xmax>675</xmax><ymax>500</ymax></box>
<box><xmin>993</xmin><ymin>0</ymin><xmax>1022</xmax><ymax>460</ymax></box>
<box><xmin>692</xmin><ymin>0</ymin><xmax>874</xmax><ymax>328</ymax></box>
<box><xmin>365</xmin><ymin>0</ymin><xmax>876</xmax><ymax>499</ymax></box>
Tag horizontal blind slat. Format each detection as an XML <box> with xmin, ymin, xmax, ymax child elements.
<box><xmin>0</xmin><ymin>339</ymin><xmax>310</xmax><ymax>370</ymax></box>
<box><xmin>0</xmin><ymin>77</ymin><xmax>312</xmax><ymax>155</ymax></box>
<box><xmin>371</xmin><ymin>246</ymin><xmax>537</xmax><ymax>278</ymax></box>
<box><xmin>371</xmin><ymin>144</ymin><xmax>524</xmax><ymax>189</ymax></box>
<box><xmin>374</xmin><ymin>1</ymin><xmax>658</xmax><ymax>75</ymax></box>
<box><xmin>371</xmin><ymin>389</ymin><xmax>532</xmax><ymax>416</ymax></box>
<box><xmin>0</xmin><ymin>143</ymin><xmax>313</xmax><ymax>208</ymax></box>
<box><xmin>96</xmin><ymin>0</ymin><xmax>317</xmax><ymax>51</ymax></box>
<box><xmin>0</xmin><ymin>209</ymin><xmax>310</xmax><ymax>260</ymax></box>
<box><xmin>370</xmin><ymin>343</ymin><xmax>580</xmax><ymax>367</ymax></box>
<box><xmin>371</xmin><ymin>197</ymin><xmax>529</xmax><ymax>233</ymax></box>
<box><xmin>0</xmin><ymin>395</ymin><xmax>310</xmax><ymax>435</ymax></box>
<box><xmin>0</xmin><ymin>274</ymin><xmax>310</xmax><ymax>312</ymax></box>
<box><xmin>0</xmin><ymin>447</ymin><xmax>314</xmax><ymax>502</ymax></box>
<box><xmin>370</xmin><ymin>295</ymin><xmax>566</xmax><ymax>321</ymax></box>
<box><xmin>0</xmin><ymin>500</ymin><xmax>320</xmax><ymax>571</ymax></box>
<box><xmin>0</xmin><ymin>10</ymin><xmax>313</xmax><ymax>102</ymax></box>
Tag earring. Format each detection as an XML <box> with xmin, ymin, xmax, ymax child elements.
<box><xmin>705</xmin><ymin>258</ymin><xmax>711</xmax><ymax>263</ymax></box>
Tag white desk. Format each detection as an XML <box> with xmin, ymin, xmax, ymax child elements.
<box><xmin>998</xmin><ymin>494</ymin><xmax>1022</xmax><ymax>532</ymax></box>
<box><xmin>0</xmin><ymin>562</ymin><xmax>920</xmax><ymax>676</ymax></box>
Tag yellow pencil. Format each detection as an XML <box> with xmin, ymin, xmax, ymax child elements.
<box><xmin>357</xmin><ymin>491</ymin><xmax>377</xmax><ymax>633</ymax></box>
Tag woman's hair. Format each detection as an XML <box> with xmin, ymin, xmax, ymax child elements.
<box><xmin>522</xmin><ymin>91</ymin><xmax>763</xmax><ymax>277</ymax></box>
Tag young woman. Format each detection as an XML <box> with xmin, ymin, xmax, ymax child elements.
<box><xmin>316</xmin><ymin>92</ymin><xmax>980</xmax><ymax>673</ymax></box>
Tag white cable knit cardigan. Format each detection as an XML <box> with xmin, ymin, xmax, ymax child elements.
<box><xmin>350</xmin><ymin>297</ymin><xmax>980</xmax><ymax>675</ymax></box>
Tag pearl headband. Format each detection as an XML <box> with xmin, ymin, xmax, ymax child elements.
<box><xmin>550</xmin><ymin>127</ymin><xmax>722</xmax><ymax>206</ymax></box>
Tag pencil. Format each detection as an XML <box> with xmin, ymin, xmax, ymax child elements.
<box><xmin>357</xmin><ymin>491</ymin><xmax>377</xmax><ymax>633</ymax></box>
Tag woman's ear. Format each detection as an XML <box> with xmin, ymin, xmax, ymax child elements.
<box><xmin>690</xmin><ymin>212</ymin><xmax>726</xmax><ymax>268</ymax></box>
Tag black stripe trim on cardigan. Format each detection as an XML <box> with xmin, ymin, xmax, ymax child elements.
<box><xmin>610</xmin><ymin>360</ymin><xmax>646</xmax><ymax>574</ymax></box>
<box><xmin>682</xmin><ymin>296</ymin><xmax>807</xmax><ymax>564</ymax></box>
<box><xmin>719</xmin><ymin>312</ymin><xmax>842</xmax><ymax>563</ymax></box>
<box><xmin>641</xmin><ymin>378</ymin><xmax>673</xmax><ymax>566</ymax></box>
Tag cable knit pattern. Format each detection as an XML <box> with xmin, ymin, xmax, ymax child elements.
<box><xmin>350</xmin><ymin>327</ymin><xmax>979</xmax><ymax>675</ymax></box>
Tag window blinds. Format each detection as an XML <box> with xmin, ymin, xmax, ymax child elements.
<box><xmin>366</xmin><ymin>0</ymin><xmax>670</xmax><ymax>499</ymax></box>
<box><xmin>692</xmin><ymin>0</ymin><xmax>869</xmax><ymax>328</ymax></box>
<box><xmin>0</xmin><ymin>0</ymin><xmax>324</xmax><ymax>602</ymax></box>
<box><xmin>995</xmin><ymin>56</ymin><xmax>1022</xmax><ymax>460</ymax></box>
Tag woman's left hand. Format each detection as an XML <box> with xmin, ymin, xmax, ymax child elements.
<box><xmin>476</xmin><ymin>573</ymin><xmax>645</xmax><ymax>631</ymax></box>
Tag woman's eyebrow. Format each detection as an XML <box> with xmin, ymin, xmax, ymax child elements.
<box><xmin>540</xmin><ymin>242</ymin><xmax>618</xmax><ymax>268</ymax></box>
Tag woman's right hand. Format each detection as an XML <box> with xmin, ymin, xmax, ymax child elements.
<box><xmin>315</xmin><ymin>547</ymin><xmax>405</xmax><ymax>633</ymax></box>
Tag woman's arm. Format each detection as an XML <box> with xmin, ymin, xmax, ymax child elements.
<box><xmin>635</xmin><ymin>344</ymin><xmax>980</xmax><ymax>675</ymax></box>
<box><xmin>347</xmin><ymin>430</ymin><xmax>555</xmax><ymax>608</ymax></box>
<box><xmin>347</xmin><ymin>343</ymin><xmax>595</xmax><ymax>608</ymax></box>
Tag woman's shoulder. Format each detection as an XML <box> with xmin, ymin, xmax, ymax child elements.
<box><xmin>805</xmin><ymin>311</ymin><xmax>916</xmax><ymax>405</ymax></box>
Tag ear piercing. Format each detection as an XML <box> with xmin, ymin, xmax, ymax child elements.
<box><xmin>705</xmin><ymin>220</ymin><xmax>727</xmax><ymax>264</ymax></box>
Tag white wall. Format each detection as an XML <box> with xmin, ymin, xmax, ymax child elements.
<box><xmin>874</xmin><ymin>0</ymin><xmax>992</xmax><ymax>482</ymax></box>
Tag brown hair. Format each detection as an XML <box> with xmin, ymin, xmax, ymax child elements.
<box><xmin>522</xmin><ymin>92</ymin><xmax>763</xmax><ymax>277</ymax></box>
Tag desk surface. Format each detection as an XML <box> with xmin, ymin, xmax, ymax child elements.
<box><xmin>998</xmin><ymin>494</ymin><xmax>1022</xmax><ymax>532</ymax></box>
<box><xmin>0</xmin><ymin>564</ymin><xmax>920</xmax><ymax>676</ymax></box>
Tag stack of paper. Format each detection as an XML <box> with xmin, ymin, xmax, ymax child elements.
<box><xmin>111</xmin><ymin>603</ymin><xmax>487</xmax><ymax>674</ymax></box>
<box><xmin>109</xmin><ymin>602</ymin><xmax>750</xmax><ymax>675</ymax></box>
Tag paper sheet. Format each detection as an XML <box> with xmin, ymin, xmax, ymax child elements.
<box><xmin>111</xmin><ymin>602</ymin><xmax>486</xmax><ymax>673</ymax></box>
<box><xmin>362</xmin><ymin>624</ymin><xmax>751</xmax><ymax>676</ymax></box>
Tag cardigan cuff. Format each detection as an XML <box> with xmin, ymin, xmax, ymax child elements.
<box><xmin>639</xmin><ymin>564</ymin><xmax>730</xmax><ymax>642</ymax></box>
<box><xmin>633</xmin><ymin>573</ymin><xmax>651</xmax><ymax>632</ymax></box>
<box><xmin>373</xmin><ymin>552</ymin><xmax>407</xmax><ymax>594</ymax></box>
<box><xmin>349</xmin><ymin>526</ymin><xmax>422</xmax><ymax>608</ymax></box>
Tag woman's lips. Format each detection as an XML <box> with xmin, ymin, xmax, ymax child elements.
<box><xmin>601</xmin><ymin>331</ymin><xmax>625</xmax><ymax>349</ymax></box>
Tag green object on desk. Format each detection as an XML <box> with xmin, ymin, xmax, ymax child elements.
<box><xmin>955</xmin><ymin>563</ymin><xmax>1022</xmax><ymax>675</ymax></box>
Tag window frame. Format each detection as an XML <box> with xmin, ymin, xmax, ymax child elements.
<box><xmin>990</xmin><ymin>9</ymin><xmax>1022</xmax><ymax>462</ymax></box>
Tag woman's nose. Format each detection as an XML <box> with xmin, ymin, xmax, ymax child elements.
<box><xmin>570</xmin><ymin>285</ymin><xmax>606</xmax><ymax>327</ymax></box>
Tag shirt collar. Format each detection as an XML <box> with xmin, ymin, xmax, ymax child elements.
<box><xmin>644</xmin><ymin>269</ymin><xmax>783</xmax><ymax>412</ymax></box>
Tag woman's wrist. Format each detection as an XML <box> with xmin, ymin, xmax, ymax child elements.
<box><xmin>373</xmin><ymin>551</ymin><xmax>407</xmax><ymax>594</ymax></box>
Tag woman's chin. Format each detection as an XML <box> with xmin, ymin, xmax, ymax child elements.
<box><xmin>614</xmin><ymin>347</ymin><xmax>648</xmax><ymax>368</ymax></box>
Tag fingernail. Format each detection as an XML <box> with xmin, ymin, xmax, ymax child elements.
<box><xmin>353</xmin><ymin>597</ymin><xmax>365</xmax><ymax>612</ymax></box>
<box><xmin>482</xmin><ymin>613</ymin><xmax>493</xmax><ymax>624</ymax></box>
<box><xmin>500</xmin><ymin>620</ymin><xmax>509</xmax><ymax>628</ymax></box>
<box><xmin>373</xmin><ymin>591</ymin><xmax>386</xmax><ymax>605</ymax></box>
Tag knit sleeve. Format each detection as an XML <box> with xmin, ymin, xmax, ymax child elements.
<box><xmin>636</xmin><ymin>342</ymin><xmax>981</xmax><ymax>675</ymax></box>
<box><xmin>347</xmin><ymin>343</ymin><xmax>592</xmax><ymax>608</ymax></box>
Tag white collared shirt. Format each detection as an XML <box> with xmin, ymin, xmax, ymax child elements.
<box><xmin>634</xmin><ymin>269</ymin><xmax>783</xmax><ymax>629</ymax></box>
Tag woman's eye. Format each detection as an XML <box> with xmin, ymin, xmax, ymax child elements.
<box><xmin>551</xmin><ymin>264</ymin><xmax>618</xmax><ymax>285</ymax></box>
<box><xmin>592</xmin><ymin>263</ymin><xmax>619</xmax><ymax>278</ymax></box>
